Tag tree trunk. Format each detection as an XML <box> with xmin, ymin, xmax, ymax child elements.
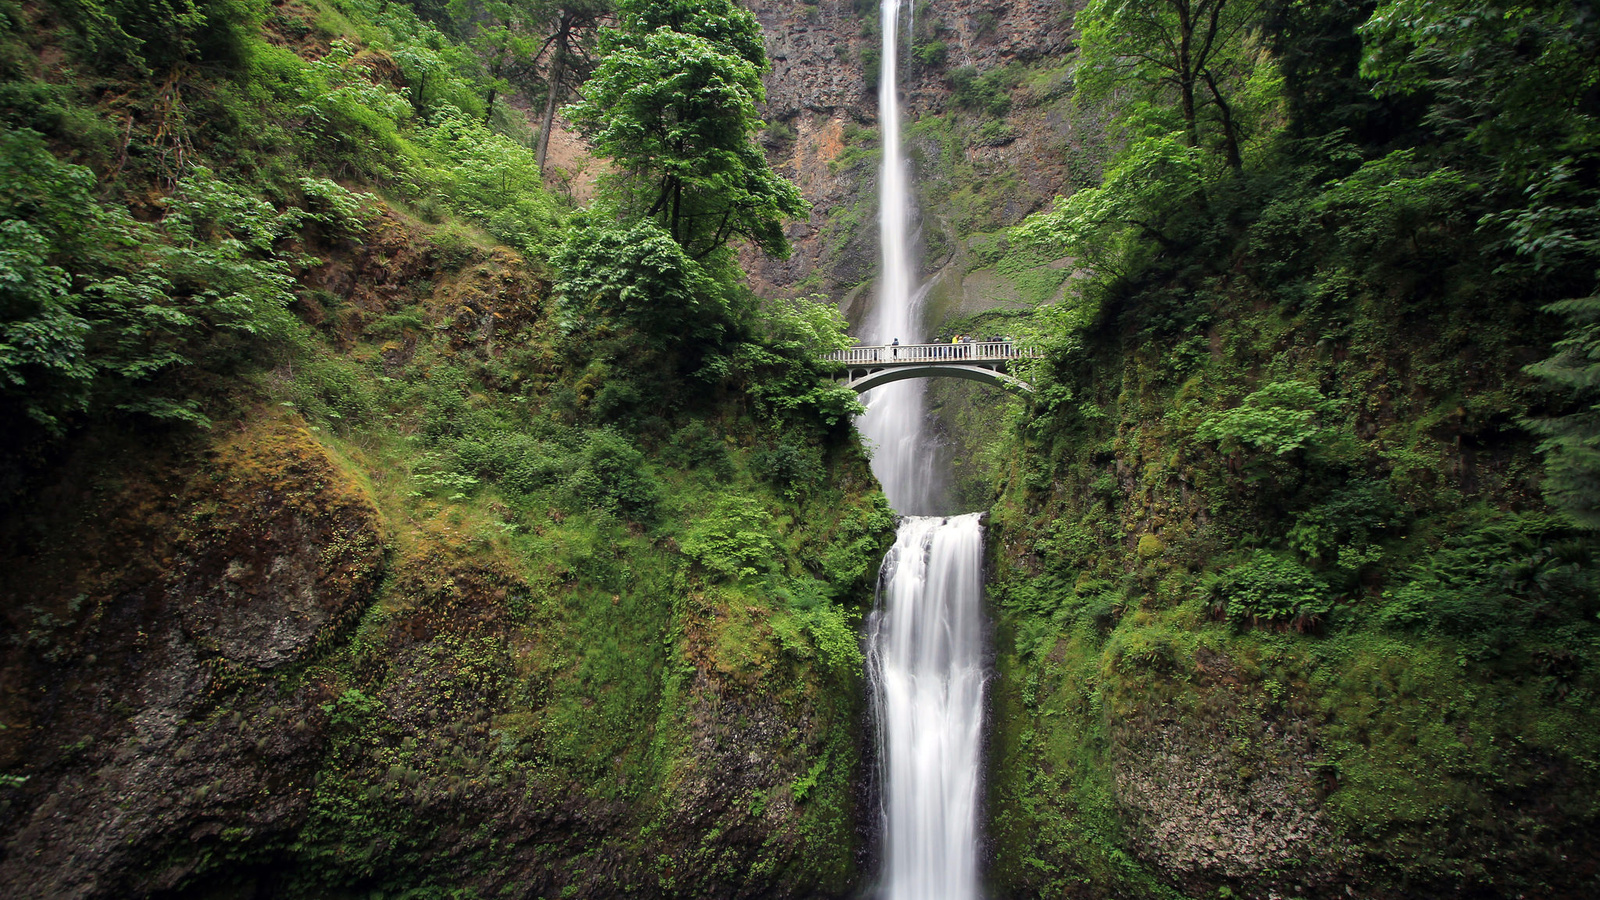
<box><xmin>670</xmin><ymin>178</ymin><xmax>683</xmax><ymax>245</ymax></box>
<box><xmin>484</xmin><ymin>45</ymin><xmax>506</xmax><ymax>125</ymax></box>
<box><xmin>536</xmin><ymin>19</ymin><xmax>574</xmax><ymax>176</ymax></box>
<box><xmin>1175</xmin><ymin>0</ymin><xmax>1200</xmax><ymax>147</ymax></box>
<box><xmin>1202</xmin><ymin>67</ymin><xmax>1244</xmax><ymax>172</ymax></box>
<box><xmin>536</xmin><ymin>64</ymin><xmax>562</xmax><ymax>175</ymax></box>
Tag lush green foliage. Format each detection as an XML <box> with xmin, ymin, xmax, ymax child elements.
<box><xmin>0</xmin><ymin>5</ymin><xmax>884</xmax><ymax>895</ymax></box>
<box><xmin>986</xmin><ymin>1</ymin><xmax>1600</xmax><ymax>895</ymax></box>
<box><xmin>1196</xmin><ymin>380</ymin><xmax>1341</xmax><ymax>456</ymax></box>
<box><xmin>568</xmin><ymin>0</ymin><xmax>806</xmax><ymax>260</ymax></box>
<box><xmin>1205</xmin><ymin>550</ymin><xmax>1330</xmax><ymax>628</ymax></box>
<box><xmin>0</xmin><ymin>128</ymin><xmax>310</xmax><ymax>431</ymax></box>
<box><xmin>1075</xmin><ymin>0</ymin><xmax>1268</xmax><ymax>169</ymax></box>
<box><xmin>554</xmin><ymin>216</ymin><xmax>730</xmax><ymax>341</ymax></box>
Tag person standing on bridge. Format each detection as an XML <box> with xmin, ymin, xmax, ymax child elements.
<box><xmin>891</xmin><ymin>337</ymin><xmax>899</xmax><ymax>359</ymax></box>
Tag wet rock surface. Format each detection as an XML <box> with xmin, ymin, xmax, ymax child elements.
<box><xmin>0</xmin><ymin>423</ymin><xmax>382</xmax><ymax>899</ymax></box>
<box><xmin>1110</xmin><ymin>651</ymin><xmax>1352</xmax><ymax>897</ymax></box>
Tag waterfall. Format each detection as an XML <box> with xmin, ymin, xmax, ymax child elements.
<box><xmin>858</xmin><ymin>0</ymin><xmax>940</xmax><ymax>516</ymax></box>
<box><xmin>867</xmin><ymin>514</ymin><xmax>987</xmax><ymax>900</ymax></box>
<box><xmin>859</xmin><ymin>3</ymin><xmax>987</xmax><ymax>899</ymax></box>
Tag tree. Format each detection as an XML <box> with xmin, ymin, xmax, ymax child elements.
<box><xmin>552</xmin><ymin>215</ymin><xmax>730</xmax><ymax>342</ymax></box>
<box><xmin>1076</xmin><ymin>0</ymin><xmax>1267</xmax><ymax>171</ymax></box>
<box><xmin>448</xmin><ymin>0</ymin><xmax>545</xmax><ymax>123</ymax></box>
<box><xmin>528</xmin><ymin>0</ymin><xmax>609</xmax><ymax>175</ymax></box>
<box><xmin>1014</xmin><ymin>132</ymin><xmax>1208</xmax><ymax>283</ymax></box>
<box><xmin>566</xmin><ymin>0</ymin><xmax>807</xmax><ymax>260</ymax></box>
<box><xmin>1526</xmin><ymin>291</ymin><xmax>1600</xmax><ymax>528</ymax></box>
<box><xmin>1358</xmin><ymin>0</ymin><xmax>1600</xmax><ymax>189</ymax></box>
<box><xmin>1358</xmin><ymin>2</ymin><xmax>1600</xmax><ymax>526</ymax></box>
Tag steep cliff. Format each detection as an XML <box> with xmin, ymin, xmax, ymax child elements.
<box><xmin>0</xmin><ymin>0</ymin><xmax>897</xmax><ymax>891</ymax></box>
<box><xmin>747</xmin><ymin>0</ymin><xmax>1084</xmax><ymax>330</ymax></box>
<box><xmin>5</xmin><ymin>2</ymin><xmax>1596</xmax><ymax>899</ymax></box>
<box><xmin>0</xmin><ymin>205</ymin><xmax>894</xmax><ymax>897</ymax></box>
<box><xmin>738</xmin><ymin>3</ymin><xmax>1600</xmax><ymax>898</ymax></box>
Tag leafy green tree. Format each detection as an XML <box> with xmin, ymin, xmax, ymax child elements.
<box><xmin>567</xmin><ymin>0</ymin><xmax>807</xmax><ymax>260</ymax></box>
<box><xmin>1522</xmin><ymin>308</ymin><xmax>1600</xmax><ymax>528</ymax></box>
<box><xmin>56</xmin><ymin>0</ymin><xmax>257</xmax><ymax>74</ymax></box>
<box><xmin>552</xmin><ymin>215</ymin><xmax>733</xmax><ymax>342</ymax></box>
<box><xmin>448</xmin><ymin>0</ymin><xmax>545</xmax><ymax>123</ymax></box>
<box><xmin>1359</xmin><ymin>0</ymin><xmax>1600</xmax><ymax>187</ymax></box>
<box><xmin>1014</xmin><ymin>132</ymin><xmax>1207</xmax><ymax>284</ymax></box>
<box><xmin>1075</xmin><ymin>0</ymin><xmax>1267</xmax><ymax>171</ymax></box>
<box><xmin>1</xmin><ymin>129</ymin><xmax>303</xmax><ymax>433</ymax></box>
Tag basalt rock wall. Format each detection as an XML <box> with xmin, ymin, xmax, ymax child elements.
<box><xmin>745</xmin><ymin>0</ymin><xmax>1084</xmax><ymax>326</ymax></box>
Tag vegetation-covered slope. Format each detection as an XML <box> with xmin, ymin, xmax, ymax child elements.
<box><xmin>961</xmin><ymin>2</ymin><xmax>1600</xmax><ymax>898</ymax></box>
<box><xmin>0</xmin><ymin>1</ymin><xmax>893</xmax><ymax>897</ymax></box>
<box><xmin>6</xmin><ymin>0</ymin><xmax>1600</xmax><ymax>898</ymax></box>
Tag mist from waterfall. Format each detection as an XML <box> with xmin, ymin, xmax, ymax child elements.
<box><xmin>859</xmin><ymin>2</ymin><xmax>987</xmax><ymax>899</ymax></box>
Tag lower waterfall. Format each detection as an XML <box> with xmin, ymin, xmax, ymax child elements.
<box><xmin>867</xmin><ymin>514</ymin><xmax>987</xmax><ymax>900</ymax></box>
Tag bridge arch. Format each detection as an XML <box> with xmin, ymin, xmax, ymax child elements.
<box><xmin>844</xmin><ymin>364</ymin><xmax>1032</xmax><ymax>394</ymax></box>
<box><xmin>823</xmin><ymin>341</ymin><xmax>1040</xmax><ymax>394</ymax></box>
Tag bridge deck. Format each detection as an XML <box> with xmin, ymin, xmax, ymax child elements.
<box><xmin>823</xmin><ymin>341</ymin><xmax>1040</xmax><ymax>367</ymax></box>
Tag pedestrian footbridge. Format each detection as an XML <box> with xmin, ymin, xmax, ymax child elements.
<box><xmin>822</xmin><ymin>341</ymin><xmax>1041</xmax><ymax>393</ymax></box>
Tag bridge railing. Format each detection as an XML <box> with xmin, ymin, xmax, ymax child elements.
<box><xmin>822</xmin><ymin>341</ymin><xmax>1040</xmax><ymax>365</ymax></box>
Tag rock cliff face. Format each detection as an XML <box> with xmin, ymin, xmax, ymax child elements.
<box><xmin>745</xmin><ymin>0</ymin><xmax>1082</xmax><ymax>326</ymax></box>
<box><xmin>0</xmin><ymin>211</ymin><xmax>889</xmax><ymax>900</ymax></box>
<box><xmin>0</xmin><ymin>424</ymin><xmax>384</xmax><ymax>899</ymax></box>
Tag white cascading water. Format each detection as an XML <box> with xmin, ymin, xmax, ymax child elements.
<box><xmin>867</xmin><ymin>514</ymin><xmax>986</xmax><ymax>900</ymax></box>
<box><xmin>858</xmin><ymin>0</ymin><xmax>938</xmax><ymax>516</ymax></box>
<box><xmin>860</xmin><ymin>2</ymin><xmax>987</xmax><ymax>900</ymax></box>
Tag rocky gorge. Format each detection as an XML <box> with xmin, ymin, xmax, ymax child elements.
<box><xmin>2</xmin><ymin>0</ymin><xmax>1598</xmax><ymax>898</ymax></box>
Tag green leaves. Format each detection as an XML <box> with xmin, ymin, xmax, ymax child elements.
<box><xmin>1205</xmin><ymin>550</ymin><xmax>1330</xmax><ymax>630</ymax></box>
<box><xmin>553</xmin><ymin>216</ymin><xmax>727</xmax><ymax>342</ymax></box>
<box><xmin>568</xmin><ymin>0</ymin><xmax>806</xmax><ymax>259</ymax></box>
<box><xmin>1</xmin><ymin>131</ymin><xmax>302</xmax><ymax>432</ymax></box>
<box><xmin>1525</xmin><ymin>293</ymin><xmax>1600</xmax><ymax>528</ymax></box>
<box><xmin>1075</xmin><ymin>0</ymin><xmax>1267</xmax><ymax>169</ymax></box>
<box><xmin>681</xmin><ymin>494</ymin><xmax>778</xmax><ymax>580</ymax></box>
<box><xmin>418</xmin><ymin>107</ymin><xmax>562</xmax><ymax>255</ymax></box>
<box><xmin>0</xmin><ymin>220</ymin><xmax>93</xmax><ymax>419</ymax></box>
<box><xmin>1014</xmin><ymin>132</ymin><xmax>1207</xmax><ymax>283</ymax></box>
<box><xmin>1197</xmin><ymin>380</ymin><xmax>1342</xmax><ymax>456</ymax></box>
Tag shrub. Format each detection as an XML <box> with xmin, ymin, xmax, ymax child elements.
<box><xmin>289</xmin><ymin>354</ymin><xmax>377</xmax><ymax>428</ymax></box>
<box><xmin>2</xmin><ymin>133</ymin><xmax>301</xmax><ymax>431</ymax></box>
<box><xmin>553</xmin><ymin>216</ymin><xmax>731</xmax><ymax>345</ymax></box>
<box><xmin>1287</xmin><ymin>478</ymin><xmax>1401</xmax><ymax>563</ymax></box>
<box><xmin>681</xmin><ymin>495</ymin><xmax>778</xmax><ymax>580</ymax></box>
<box><xmin>975</xmin><ymin>120</ymin><xmax>1017</xmax><ymax>146</ymax></box>
<box><xmin>566</xmin><ymin>430</ymin><xmax>661</xmax><ymax>521</ymax></box>
<box><xmin>61</xmin><ymin>0</ymin><xmax>257</xmax><ymax>75</ymax></box>
<box><xmin>1377</xmin><ymin>512</ymin><xmax>1593</xmax><ymax>638</ymax></box>
<box><xmin>949</xmin><ymin>65</ymin><xmax>1013</xmax><ymax>117</ymax></box>
<box><xmin>1207</xmin><ymin>551</ymin><xmax>1330</xmax><ymax>630</ymax></box>
<box><xmin>1197</xmin><ymin>380</ymin><xmax>1341</xmax><ymax>456</ymax></box>
<box><xmin>752</xmin><ymin>438</ymin><xmax>826</xmax><ymax>500</ymax></box>
<box><xmin>663</xmin><ymin>419</ymin><xmax>734</xmax><ymax>478</ymax></box>
<box><xmin>914</xmin><ymin>40</ymin><xmax>947</xmax><ymax>69</ymax></box>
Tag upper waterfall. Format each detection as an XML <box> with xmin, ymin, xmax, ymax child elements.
<box><xmin>858</xmin><ymin>0</ymin><xmax>942</xmax><ymax>515</ymax></box>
